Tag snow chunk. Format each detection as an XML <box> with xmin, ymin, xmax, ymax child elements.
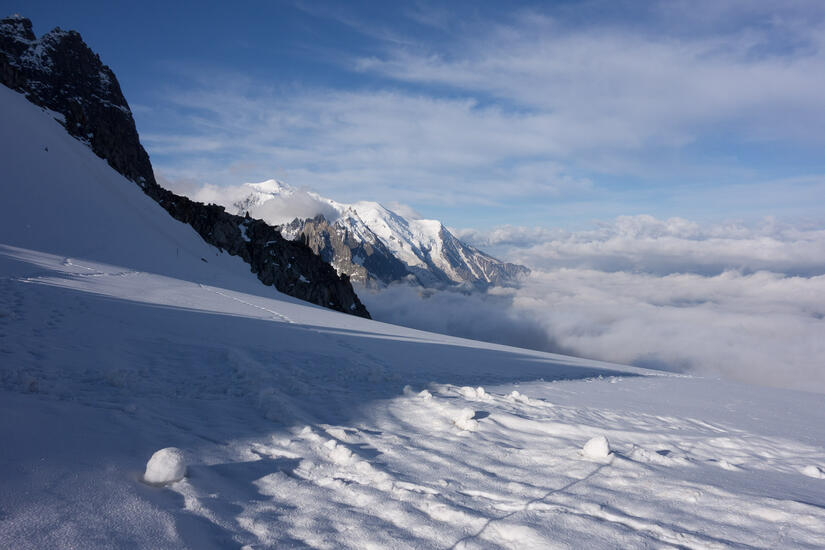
<box><xmin>802</xmin><ymin>465</ymin><xmax>825</xmax><ymax>479</ymax></box>
<box><xmin>324</xmin><ymin>439</ymin><xmax>353</xmax><ymax>464</ymax></box>
<box><xmin>143</xmin><ymin>447</ymin><xmax>186</xmax><ymax>485</ymax></box>
<box><xmin>403</xmin><ymin>385</ymin><xmax>433</xmax><ymax>400</ymax></box>
<box><xmin>508</xmin><ymin>390</ymin><xmax>530</xmax><ymax>404</ymax></box>
<box><xmin>454</xmin><ymin>408</ymin><xmax>479</xmax><ymax>432</ymax></box>
<box><xmin>459</xmin><ymin>386</ymin><xmax>487</xmax><ymax>400</ymax></box>
<box><xmin>582</xmin><ymin>436</ymin><xmax>611</xmax><ymax>459</ymax></box>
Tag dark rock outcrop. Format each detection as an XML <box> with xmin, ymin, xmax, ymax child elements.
<box><xmin>1</xmin><ymin>15</ymin><xmax>369</xmax><ymax>317</ymax></box>
<box><xmin>0</xmin><ymin>15</ymin><xmax>155</xmax><ymax>187</ymax></box>
<box><xmin>284</xmin><ymin>215</ymin><xmax>410</xmax><ymax>286</ymax></box>
<box><xmin>150</xmin><ymin>196</ymin><xmax>370</xmax><ymax>317</ymax></box>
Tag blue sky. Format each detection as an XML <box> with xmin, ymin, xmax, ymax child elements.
<box><xmin>6</xmin><ymin>0</ymin><xmax>825</xmax><ymax>229</ymax></box>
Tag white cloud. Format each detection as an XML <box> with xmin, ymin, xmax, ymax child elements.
<box><xmin>177</xmin><ymin>181</ymin><xmax>339</xmax><ymax>226</ymax></box>
<box><xmin>383</xmin><ymin>201</ymin><xmax>422</xmax><ymax>220</ymax></box>
<box><xmin>248</xmin><ymin>191</ymin><xmax>339</xmax><ymax>226</ymax></box>
<box><xmin>357</xmin><ymin>9</ymin><xmax>825</xmax><ymax>150</ymax></box>
<box><xmin>366</xmin><ymin>216</ymin><xmax>825</xmax><ymax>393</ymax></box>
<box><xmin>460</xmin><ymin>215</ymin><xmax>825</xmax><ymax>276</ymax></box>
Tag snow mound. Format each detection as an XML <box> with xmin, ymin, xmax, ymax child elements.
<box><xmin>143</xmin><ymin>447</ymin><xmax>186</xmax><ymax>485</ymax></box>
<box><xmin>802</xmin><ymin>465</ymin><xmax>825</xmax><ymax>479</ymax></box>
<box><xmin>582</xmin><ymin>436</ymin><xmax>611</xmax><ymax>460</ymax></box>
<box><xmin>454</xmin><ymin>408</ymin><xmax>479</xmax><ymax>432</ymax></box>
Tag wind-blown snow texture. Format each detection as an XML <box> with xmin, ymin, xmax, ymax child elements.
<box><xmin>2</xmin><ymin>73</ymin><xmax>825</xmax><ymax>549</ymax></box>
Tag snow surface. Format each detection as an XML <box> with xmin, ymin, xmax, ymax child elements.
<box><xmin>2</xmin><ymin>85</ymin><xmax>825</xmax><ymax>548</ymax></box>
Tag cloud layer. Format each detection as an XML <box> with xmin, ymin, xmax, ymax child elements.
<box><xmin>364</xmin><ymin>216</ymin><xmax>825</xmax><ymax>393</ymax></box>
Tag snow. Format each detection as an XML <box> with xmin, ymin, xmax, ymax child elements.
<box><xmin>144</xmin><ymin>448</ymin><xmax>187</xmax><ymax>485</ymax></box>
<box><xmin>802</xmin><ymin>465</ymin><xmax>825</xmax><ymax>479</ymax></box>
<box><xmin>582</xmin><ymin>435</ymin><xmax>612</xmax><ymax>460</ymax></box>
<box><xmin>2</xmin><ymin>84</ymin><xmax>825</xmax><ymax>548</ymax></box>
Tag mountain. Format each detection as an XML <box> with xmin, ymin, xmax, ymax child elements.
<box><xmin>3</xmin><ymin>73</ymin><xmax>825</xmax><ymax>549</ymax></box>
<box><xmin>224</xmin><ymin>179</ymin><xmax>530</xmax><ymax>288</ymax></box>
<box><xmin>0</xmin><ymin>15</ymin><xmax>368</xmax><ymax>318</ymax></box>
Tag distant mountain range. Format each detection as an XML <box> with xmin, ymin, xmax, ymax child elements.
<box><xmin>222</xmin><ymin>180</ymin><xmax>530</xmax><ymax>288</ymax></box>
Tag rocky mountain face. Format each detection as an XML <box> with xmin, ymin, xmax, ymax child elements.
<box><xmin>284</xmin><ymin>215</ymin><xmax>411</xmax><ymax>286</ymax></box>
<box><xmin>233</xmin><ymin>181</ymin><xmax>530</xmax><ymax>289</ymax></box>
<box><xmin>0</xmin><ymin>15</ymin><xmax>369</xmax><ymax>318</ymax></box>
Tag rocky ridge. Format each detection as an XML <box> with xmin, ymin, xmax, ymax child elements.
<box><xmin>0</xmin><ymin>15</ymin><xmax>369</xmax><ymax>317</ymax></box>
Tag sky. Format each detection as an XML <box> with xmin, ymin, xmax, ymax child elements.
<box><xmin>6</xmin><ymin>0</ymin><xmax>825</xmax><ymax>230</ymax></box>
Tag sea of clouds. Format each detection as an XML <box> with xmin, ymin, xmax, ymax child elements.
<box><xmin>360</xmin><ymin>215</ymin><xmax>825</xmax><ymax>393</ymax></box>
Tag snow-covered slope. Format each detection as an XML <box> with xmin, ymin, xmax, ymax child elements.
<box><xmin>226</xmin><ymin>179</ymin><xmax>529</xmax><ymax>287</ymax></box>
<box><xmin>3</xmin><ymin>78</ymin><xmax>825</xmax><ymax>549</ymax></box>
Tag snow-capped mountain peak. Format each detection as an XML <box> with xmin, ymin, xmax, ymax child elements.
<box><xmin>218</xmin><ymin>180</ymin><xmax>529</xmax><ymax>287</ymax></box>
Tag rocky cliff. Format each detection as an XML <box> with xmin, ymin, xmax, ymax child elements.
<box><xmin>0</xmin><ymin>15</ymin><xmax>369</xmax><ymax>317</ymax></box>
<box><xmin>284</xmin><ymin>215</ymin><xmax>411</xmax><ymax>286</ymax></box>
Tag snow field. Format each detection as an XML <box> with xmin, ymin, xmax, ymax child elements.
<box><xmin>164</xmin><ymin>379</ymin><xmax>825</xmax><ymax>549</ymax></box>
<box><xmin>3</xmin><ymin>251</ymin><xmax>825</xmax><ymax>548</ymax></box>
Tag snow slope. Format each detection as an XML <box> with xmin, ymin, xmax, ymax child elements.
<box><xmin>2</xmin><ymin>86</ymin><xmax>825</xmax><ymax>549</ymax></box>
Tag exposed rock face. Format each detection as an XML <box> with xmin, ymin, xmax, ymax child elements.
<box><xmin>150</xmin><ymin>196</ymin><xmax>370</xmax><ymax>317</ymax></box>
<box><xmin>0</xmin><ymin>15</ymin><xmax>155</xmax><ymax>187</ymax></box>
<box><xmin>0</xmin><ymin>15</ymin><xmax>369</xmax><ymax>318</ymax></box>
<box><xmin>284</xmin><ymin>215</ymin><xmax>410</xmax><ymax>286</ymax></box>
<box><xmin>283</xmin><ymin>214</ymin><xmax>530</xmax><ymax>289</ymax></box>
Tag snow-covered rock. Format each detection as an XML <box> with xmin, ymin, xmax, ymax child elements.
<box><xmin>143</xmin><ymin>447</ymin><xmax>186</xmax><ymax>485</ymax></box>
<box><xmin>582</xmin><ymin>435</ymin><xmax>611</xmax><ymax>459</ymax></box>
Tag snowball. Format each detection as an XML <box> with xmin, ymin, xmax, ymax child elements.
<box><xmin>582</xmin><ymin>436</ymin><xmax>611</xmax><ymax>459</ymax></box>
<box><xmin>802</xmin><ymin>465</ymin><xmax>825</xmax><ymax>479</ymax></box>
<box><xmin>454</xmin><ymin>408</ymin><xmax>479</xmax><ymax>432</ymax></box>
<box><xmin>143</xmin><ymin>447</ymin><xmax>186</xmax><ymax>485</ymax></box>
